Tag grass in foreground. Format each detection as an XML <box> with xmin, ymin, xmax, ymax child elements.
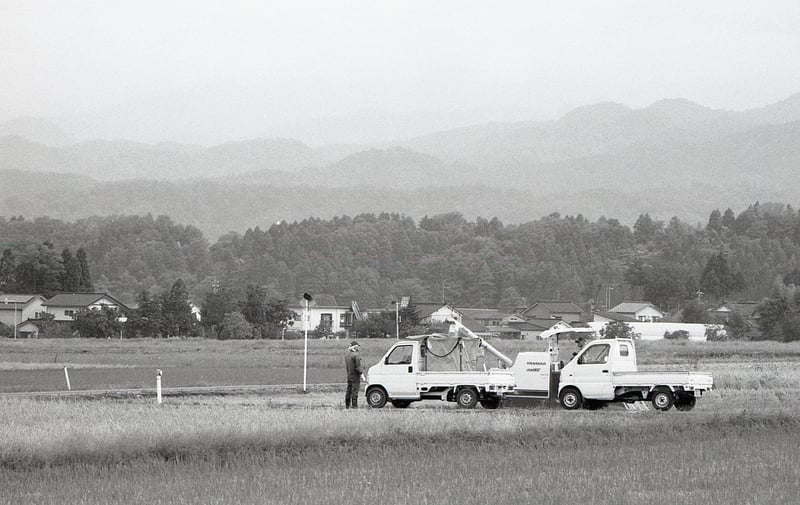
<box><xmin>0</xmin><ymin>406</ymin><xmax>798</xmax><ymax>505</ymax></box>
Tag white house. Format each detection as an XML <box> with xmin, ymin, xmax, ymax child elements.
<box><xmin>416</xmin><ymin>303</ymin><xmax>462</xmax><ymax>325</ymax></box>
<box><xmin>609</xmin><ymin>301</ymin><xmax>665</xmax><ymax>322</ymax></box>
<box><xmin>0</xmin><ymin>294</ymin><xmax>47</xmax><ymax>333</ymax></box>
<box><xmin>43</xmin><ymin>293</ymin><xmax>128</xmax><ymax>321</ymax></box>
<box><xmin>288</xmin><ymin>298</ymin><xmax>357</xmax><ymax>336</ymax></box>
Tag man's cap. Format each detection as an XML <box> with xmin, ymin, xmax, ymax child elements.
<box><xmin>350</xmin><ymin>341</ymin><xmax>359</xmax><ymax>347</ymax></box>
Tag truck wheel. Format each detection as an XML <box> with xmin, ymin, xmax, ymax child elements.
<box><xmin>675</xmin><ymin>396</ymin><xmax>696</xmax><ymax>411</ymax></box>
<box><xmin>651</xmin><ymin>388</ymin><xmax>674</xmax><ymax>411</ymax></box>
<box><xmin>366</xmin><ymin>387</ymin><xmax>387</xmax><ymax>408</ymax></box>
<box><xmin>559</xmin><ymin>387</ymin><xmax>583</xmax><ymax>410</ymax></box>
<box><xmin>480</xmin><ymin>397</ymin><xmax>502</xmax><ymax>409</ymax></box>
<box><xmin>391</xmin><ymin>400</ymin><xmax>411</xmax><ymax>409</ymax></box>
<box><xmin>456</xmin><ymin>387</ymin><xmax>479</xmax><ymax>409</ymax></box>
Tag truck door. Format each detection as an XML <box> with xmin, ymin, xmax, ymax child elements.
<box><xmin>381</xmin><ymin>344</ymin><xmax>419</xmax><ymax>399</ymax></box>
<box><xmin>571</xmin><ymin>342</ymin><xmax>614</xmax><ymax>400</ymax></box>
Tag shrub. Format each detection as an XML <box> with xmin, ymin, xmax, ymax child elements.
<box><xmin>600</xmin><ymin>321</ymin><xmax>637</xmax><ymax>339</ymax></box>
<box><xmin>664</xmin><ymin>329</ymin><xmax>690</xmax><ymax>340</ymax></box>
<box><xmin>0</xmin><ymin>321</ymin><xmax>13</xmax><ymax>338</ymax></box>
<box><xmin>705</xmin><ymin>325</ymin><xmax>727</xmax><ymax>341</ymax></box>
<box><xmin>218</xmin><ymin>312</ymin><xmax>255</xmax><ymax>340</ymax></box>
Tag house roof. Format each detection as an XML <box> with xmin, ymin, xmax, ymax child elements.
<box><xmin>44</xmin><ymin>293</ymin><xmax>127</xmax><ymax>309</ymax></box>
<box><xmin>485</xmin><ymin>325</ymin><xmax>521</xmax><ymax>335</ymax></box>
<box><xmin>456</xmin><ymin>308</ymin><xmax>504</xmax><ymax>321</ymax></box>
<box><xmin>523</xmin><ymin>300</ymin><xmax>584</xmax><ymax>314</ymax></box>
<box><xmin>1</xmin><ymin>294</ymin><xmax>44</xmax><ymax>306</ymax></box>
<box><xmin>414</xmin><ymin>302</ymin><xmax>455</xmax><ymax>319</ymax></box>
<box><xmin>710</xmin><ymin>300</ymin><xmax>761</xmax><ymax>318</ymax></box>
<box><xmin>609</xmin><ymin>301</ymin><xmax>661</xmax><ymax>314</ymax></box>
<box><xmin>593</xmin><ymin>310</ymin><xmax>639</xmax><ymax>322</ymax></box>
<box><xmin>506</xmin><ymin>320</ymin><xmax>549</xmax><ymax>331</ymax></box>
<box><xmin>459</xmin><ymin>315</ymin><xmax>488</xmax><ymax>333</ymax></box>
<box><xmin>527</xmin><ymin>317</ymin><xmax>575</xmax><ymax>330</ymax></box>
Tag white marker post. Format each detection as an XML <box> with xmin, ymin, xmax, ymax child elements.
<box><xmin>63</xmin><ymin>366</ymin><xmax>71</xmax><ymax>391</ymax></box>
<box><xmin>156</xmin><ymin>369</ymin><xmax>163</xmax><ymax>404</ymax></box>
<box><xmin>302</xmin><ymin>293</ymin><xmax>313</xmax><ymax>393</ymax></box>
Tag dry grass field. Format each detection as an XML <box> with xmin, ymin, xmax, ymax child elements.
<box><xmin>1</xmin><ymin>337</ymin><xmax>799</xmax><ymax>504</ymax></box>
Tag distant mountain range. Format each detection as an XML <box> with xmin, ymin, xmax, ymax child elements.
<box><xmin>1</xmin><ymin>93</ymin><xmax>799</xmax><ymax>239</ymax></box>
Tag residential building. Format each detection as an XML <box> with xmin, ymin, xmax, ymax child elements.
<box><xmin>608</xmin><ymin>301</ymin><xmax>665</xmax><ymax>322</ymax></box>
<box><xmin>485</xmin><ymin>325</ymin><xmax>522</xmax><ymax>339</ymax></box>
<box><xmin>287</xmin><ymin>296</ymin><xmax>356</xmax><ymax>336</ymax></box>
<box><xmin>510</xmin><ymin>318</ymin><xmax>573</xmax><ymax>340</ymax></box>
<box><xmin>0</xmin><ymin>294</ymin><xmax>47</xmax><ymax>329</ymax></box>
<box><xmin>592</xmin><ymin>310</ymin><xmax>639</xmax><ymax>324</ymax></box>
<box><xmin>707</xmin><ymin>300</ymin><xmax>762</xmax><ymax>338</ymax></box>
<box><xmin>456</xmin><ymin>308</ymin><xmax>504</xmax><ymax>327</ymax></box>
<box><xmin>416</xmin><ymin>303</ymin><xmax>462</xmax><ymax>326</ymax></box>
<box><xmin>43</xmin><ymin>293</ymin><xmax>129</xmax><ymax>321</ymax></box>
<box><xmin>520</xmin><ymin>301</ymin><xmax>584</xmax><ymax>324</ymax></box>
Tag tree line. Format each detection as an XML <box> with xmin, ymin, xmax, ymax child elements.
<box><xmin>0</xmin><ymin>241</ymin><xmax>93</xmax><ymax>296</ymax></box>
<box><xmin>2</xmin><ymin>202</ymin><xmax>800</xmax><ymax>340</ymax></box>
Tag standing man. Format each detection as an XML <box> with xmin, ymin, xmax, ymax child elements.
<box><xmin>345</xmin><ymin>341</ymin><xmax>364</xmax><ymax>408</ymax></box>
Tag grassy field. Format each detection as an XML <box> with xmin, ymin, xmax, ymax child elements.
<box><xmin>1</xmin><ymin>337</ymin><xmax>799</xmax><ymax>504</ymax></box>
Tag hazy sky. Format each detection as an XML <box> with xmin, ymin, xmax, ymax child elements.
<box><xmin>2</xmin><ymin>0</ymin><xmax>799</xmax><ymax>142</ymax></box>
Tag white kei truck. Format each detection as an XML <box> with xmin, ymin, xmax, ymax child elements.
<box><xmin>365</xmin><ymin>324</ymin><xmax>713</xmax><ymax>411</ymax></box>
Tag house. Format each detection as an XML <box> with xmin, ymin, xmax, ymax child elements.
<box><xmin>592</xmin><ymin>310</ymin><xmax>639</xmax><ymax>324</ymax></box>
<box><xmin>457</xmin><ymin>314</ymin><xmax>492</xmax><ymax>338</ymax></box>
<box><xmin>510</xmin><ymin>318</ymin><xmax>573</xmax><ymax>340</ymax></box>
<box><xmin>608</xmin><ymin>301</ymin><xmax>665</xmax><ymax>322</ymax></box>
<box><xmin>485</xmin><ymin>325</ymin><xmax>522</xmax><ymax>339</ymax></box>
<box><xmin>707</xmin><ymin>300</ymin><xmax>760</xmax><ymax>320</ymax></box>
<box><xmin>706</xmin><ymin>300</ymin><xmax>762</xmax><ymax>338</ymax></box>
<box><xmin>456</xmin><ymin>308</ymin><xmax>504</xmax><ymax>327</ymax></box>
<box><xmin>519</xmin><ymin>301</ymin><xmax>584</xmax><ymax>324</ymax></box>
<box><xmin>287</xmin><ymin>295</ymin><xmax>356</xmax><ymax>336</ymax></box>
<box><xmin>416</xmin><ymin>303</ymin><xmax>462</xmax><ymax>326</ymax></box>
<box><xmin>0</xmin><ymin>294</ymin><xmax>47</xmax><ymax>330</ymax></box>
<box><xmin>15</xmin><ymin>319</ymin><xmax>43</xmax><ymax>338</ymax></box>
<box><xmin>43</xmin><ymin>293</ymin><xmax>129</xmax><ymax>321</ymax></box>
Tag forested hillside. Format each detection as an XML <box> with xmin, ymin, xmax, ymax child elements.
<box><xmin>2</xmin><ymin>203</ymin><xmax>800</xmax><ymax>313</ymax></box>
<box><xmin>3</xmin><ymin>95</ymin><xmax>800</xmax><ymax>241</ymax></box>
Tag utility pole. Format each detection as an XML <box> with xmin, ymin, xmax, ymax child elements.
<box><xmin>392</xmin><ymin>300</ymin><xmax>400</xmax><ymax>339</ymax></box>
<box><xmin>302</xmin><ymin>293</ymin><xmax>313</xmax><ymax>392</ymax></box>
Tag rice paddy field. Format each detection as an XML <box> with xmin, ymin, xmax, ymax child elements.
<box><xmin>1</xmin><ymin>337</ymin><xmax>799</xmax><ymax>505</ymax></box>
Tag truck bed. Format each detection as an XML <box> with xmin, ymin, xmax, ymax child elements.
<box><xmin>416</xmin><ymin>370</ymin><xmax>515</xmax><ymax>388</ymax></box>
<box><xmin>611</xmin><ymin>370</ymin><xmax>713</xmax><ymax>389</ymax></box>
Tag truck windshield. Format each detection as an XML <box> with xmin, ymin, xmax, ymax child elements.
<box><xmin>578</xmin><ymin>344</ymin><xmax>610</xmax><ymax>365</ymax></box>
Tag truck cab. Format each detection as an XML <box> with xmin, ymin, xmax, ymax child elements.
<box><xmin>368</xmin><ymin>341</ymin><xmax>419</xmax><ymax>401</ymax></box>
<box><xmin>559</xmin><ymin>338</ymin><xmax>637</xmax><ymax>401</ymax></box>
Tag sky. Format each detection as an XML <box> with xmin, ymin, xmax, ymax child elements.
<box><xmin>2</xmin><ymin>0</ymin><xmax>799</xmax><ymax>144</ymax></box>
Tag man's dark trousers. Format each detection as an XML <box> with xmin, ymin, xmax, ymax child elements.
<box><xmin>345</xmin><ymin>378</ymin><xmax>360</xmax><ymax>408</ymax></box>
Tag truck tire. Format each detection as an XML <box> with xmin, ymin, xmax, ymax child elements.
<box><xmin>456</xmin><ymin>387</ymin><xmax>479</xmax><ymax>409</ymax></box>
<box><xmin>559</xmin><ymin>387</ymin><xmax>583</xmax><ymax>410</ymax></box>
<box><xmin>366</xmin><ymin>387</ymin><xmax>388</xmax><ymax>408</ymax></box>
<box><xmin>675</xmin><ymin>396</ymin><xmax>696</xmax><ymax>411</ymax></box>
<box><xmin>480</xmin><ymin>397</ymin><xmax>502</xmax><ymax>409</ymax></box>
<box><xmin>391</xmin><ymin>400</ymin><xmax>411</xmax><ymax>409</ymax></box>
<box><xmin>651</xmin><ymin>388</ymin><xmax>674</xmax><ymax>411</ymax></box>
